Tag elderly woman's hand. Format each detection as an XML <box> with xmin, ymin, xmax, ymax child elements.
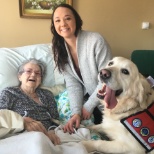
<box><xmin>24</xmin><ymin>117</ymin><xmax>48</xmax><ymax>136</ymax></box>
<box><xmin>47</xmin><ymin>130</ymin><xmax>61</xmax><ymax>145</ymax></box>
<box><xmin>24</xmin><ymin>117</ymin><xmax>60</xmax><ymax>145</ymax></box>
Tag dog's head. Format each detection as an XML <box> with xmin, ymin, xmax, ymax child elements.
<box><xmin>98</xmin><ymin>57</ymin><xmax>154</xmax><ymax>114</ymax></box>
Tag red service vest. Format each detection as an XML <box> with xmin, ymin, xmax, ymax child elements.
<box><xmin>121</xmin><ymin>102</ymin><xmax>154</xmax><ymax>152</ymax></box>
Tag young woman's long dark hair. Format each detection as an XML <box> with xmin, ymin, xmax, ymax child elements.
<box><xmin>51</xmin><ymin>4</ymin><xmax>83</xmax><ymax>73</ymax></box>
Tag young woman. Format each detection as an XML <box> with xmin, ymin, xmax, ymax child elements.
<box><xmin>51</xmin><ymin>4</ymin><xmax>112</xmax><ymax>133</ymax></box>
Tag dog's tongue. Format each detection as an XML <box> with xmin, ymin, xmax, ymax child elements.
<box><xmin>104</xmin><ymin>86</ymin><xmax>118</xmax><ymax>109</ymax></box>
<box><xmin>98</xmin><ymin>85</ymin><xmax>117</xmax><ymax>109</ymax></box>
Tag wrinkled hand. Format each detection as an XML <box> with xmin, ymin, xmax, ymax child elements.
<box><xmin>63</xmin><ymin>114</ymin><xmax>81</xmax><ymax>133</ymax></box>
<box><xmin>82</xmin><ymin>107</ymin><xmax>91</xmax><ymax>120</ymax></box>
<box><xmin>47</xmin><ymin>130</ymin><xmax>61</xmax><ymax>145</ymax></box>
<box><xmin>24</xmin><ymin>117</ymin><xmax>60</xmax><ymax>145</ymax></box>
<box><xmin>24</xmin><ymin>117</ymin><xmax>48</xmax><ymax>136</ymax></box>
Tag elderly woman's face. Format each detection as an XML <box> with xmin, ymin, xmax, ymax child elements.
<box><xmin>18</xmin><ymin>62</ymin><xmax>42</xmax><ymax>89</ymax></box>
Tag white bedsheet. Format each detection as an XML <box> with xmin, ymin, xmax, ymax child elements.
<box><xmin>0</xmin><ymin>126</ymin><xmax>92</xmax><ymax>154</ymax></box>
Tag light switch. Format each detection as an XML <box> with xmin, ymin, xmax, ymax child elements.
<box><xmin>142</xmin><ymin>22</ymin><xmax>150</xmax><ymax>29</ymax></box>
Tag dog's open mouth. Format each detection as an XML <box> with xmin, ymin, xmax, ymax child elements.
<box><xmin>97</xmin><ymin>85</ymin><xmax>123</xmax><ymax>109</ymax></box>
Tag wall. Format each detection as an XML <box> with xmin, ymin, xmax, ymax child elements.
<box><xmin>0</xmin><ymin>0</ymin><xmax>154</xmax><ymax>58</ymax></box>
<box><xmin>0</xmin><ymin>0</ymin><xmax>52</xmax><ymax>47</ymax></box>
<box><xmin>73</xmin><ymin>0</ymin><xmax>154</xmax><ymax>58</ymax></box>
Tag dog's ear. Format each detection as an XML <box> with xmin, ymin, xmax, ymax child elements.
<box><xmin>139</xmin><ymin>75</ymin><xmax>152</xmax><ymax>109</ymax></box>
<box><xmin>134</xmin><ymin>74</ymin><xmax>151</xmax><ymax>109</ymax></box>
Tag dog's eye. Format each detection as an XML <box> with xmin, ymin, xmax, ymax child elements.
<box><xmin>108</xmin><ymin>61</ymin><xmax>113</xmax><ymax>66</ymax></box>
<box><xmin>121</xmin><ymin>69</ymin><xmax>129</xmax><ymax>75</ymax></box>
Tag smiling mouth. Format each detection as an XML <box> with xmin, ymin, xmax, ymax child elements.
<box><xmin>28</xmin><ymin>79</ymin><xmax>35</xmax><ymax>82</ymax></box>
<box><xmin>61</xmin><ymin>28</ymin><xmax>69</xmax><ymax>32</ymax></box>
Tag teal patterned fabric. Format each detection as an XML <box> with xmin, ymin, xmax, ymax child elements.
<box><xmin>55</xmin><ymin>90</ymin><xmax>71</xmax><ymax>124</ymax></box>
<box><xmin>55</xmin><ymin>90</ymin><xmax>101</xmax><ymax>140</ymax></box>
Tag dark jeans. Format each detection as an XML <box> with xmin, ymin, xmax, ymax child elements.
<box><xmin>84</xmin><ymin>93</ymin><xmax>102</xmax><ymax>124</ymax></box>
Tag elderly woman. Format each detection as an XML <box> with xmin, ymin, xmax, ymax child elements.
<box><xmin>0</xmin><ymin>58</ymin><xmax>60</xmax><ymax>145</ymax></box>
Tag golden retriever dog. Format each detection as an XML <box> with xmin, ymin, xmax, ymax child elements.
<box><xmin>82</xmin><ymin>57</ymin><xmax>154</xmax><ymax>154</ymax></box>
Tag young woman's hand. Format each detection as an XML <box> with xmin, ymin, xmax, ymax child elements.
<box><xmin>63</xmin><ymin>114</ymin><xmax>81</xmax><ymax>133</ymax></box>
<box><xmin>82</xmin><ymin>107</ymin><xmax>91</xmax><ymax>120</ymax></box>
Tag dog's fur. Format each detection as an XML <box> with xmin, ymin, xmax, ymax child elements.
<box><xmin>82</xmin><ymin>57</ymin><xmax>154</xmax><ymax>154</ymax></box>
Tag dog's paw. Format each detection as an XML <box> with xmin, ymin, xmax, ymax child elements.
<box><xmin>81</xmin><ymin>140</ymin><xmax>96</xmax><ymax>153</ymax></box>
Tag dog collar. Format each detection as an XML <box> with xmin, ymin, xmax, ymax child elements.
<box><xmin>121</xmin><ymin>102</ymin><xmax>154</xmax><ymax>153</ymax></box>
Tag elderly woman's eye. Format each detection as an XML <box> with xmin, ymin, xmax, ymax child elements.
<box><xmin>24</xmin><ymin>70</ymin><xmax>31</xmax><ymax>74</ymax></box>
<box><xmin>108</xmin><ymin>61</ymin><xmax>113</xmax><ymax>66</ymax></box>
<box><xmin>121</xmin><ymin>69</ymin><xmax>129</xmax><ymax>75</ymax></box>
<box><xmin>26</xmin><ymin>70</ymin><xmax>31</xmax><ymax>73</ymax></box>
<box><xmin>35</xmin><ymin>72</ymin><xmax>41</xmax><ymax>75</ymax></box>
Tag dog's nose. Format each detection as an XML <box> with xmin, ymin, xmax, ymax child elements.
<box><xmin>100</xmin><ymin>69</ymin><xmax>111</xmax><ymax>80</ymax></box>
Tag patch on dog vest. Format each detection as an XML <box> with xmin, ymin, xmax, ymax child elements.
<box><xmin>121</xmin><ymin>102</ymin><xmax>154</xmax><ymax>152</ymax></box>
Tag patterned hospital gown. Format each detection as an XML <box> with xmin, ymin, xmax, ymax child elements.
<box><xmin>0</xmin><ymin>87</ymin><xmax>59</xmax><ymax>130</ymax></box>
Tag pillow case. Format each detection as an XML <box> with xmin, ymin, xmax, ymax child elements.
<box><xmin>41</xmin><ymin>84</ymin><xmax>66</xmax><ymax>96</ymax></box>
<box><xmin>0</xmin><ymin>44</ymin><xmax>64</xmax><ymax>92</ymax></box>
<box><xmin>55</xmin><ymin>90</ymin><xmax>72</xmax><ymax>124</ymax></box>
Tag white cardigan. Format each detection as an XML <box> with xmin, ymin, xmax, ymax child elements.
<box><xmin>63</xmin><ymin>30</ymin><xmax>112</xmax><ymax>115</ymax></box>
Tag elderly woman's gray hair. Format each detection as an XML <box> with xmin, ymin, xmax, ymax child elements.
<box><xmin>18</xmin><ymin>58</ymin><xmax>46</xmax><ymax>81</ymax></box>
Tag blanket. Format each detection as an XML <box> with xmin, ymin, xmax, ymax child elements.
<box><xmin>0</xmin><ymin>92</ymin><xmax>103</xmax><ymax>154</ymax></box>
<box><xmin>0</xmin><ymin>110</ymin><xmax>24</xmax><ymax>139</ymax></box>
<box><xmin>0</xmin><ymin>109</ymin><xmax>91</xmax><ymax>154</ymax></box>
<box><xmin>0</xmin><ymin>126</ymin><xmax>103</xmax><ymax>154</ymax></box>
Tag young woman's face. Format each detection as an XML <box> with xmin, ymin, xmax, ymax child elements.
<box><xmin>53</xmin><ymin>7</ymin><xmax>76</xmax><ymax>39</ymax></box>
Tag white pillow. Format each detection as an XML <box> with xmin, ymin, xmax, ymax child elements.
<box><xmin>0</xmin><ymin>44</ymin><xmax>64</xmax><ymax>92</ymax></box>
<box><xmin>41</xmin><ymin>84</ymin><xmax>66</xmax><ymax>96</ymax></box>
